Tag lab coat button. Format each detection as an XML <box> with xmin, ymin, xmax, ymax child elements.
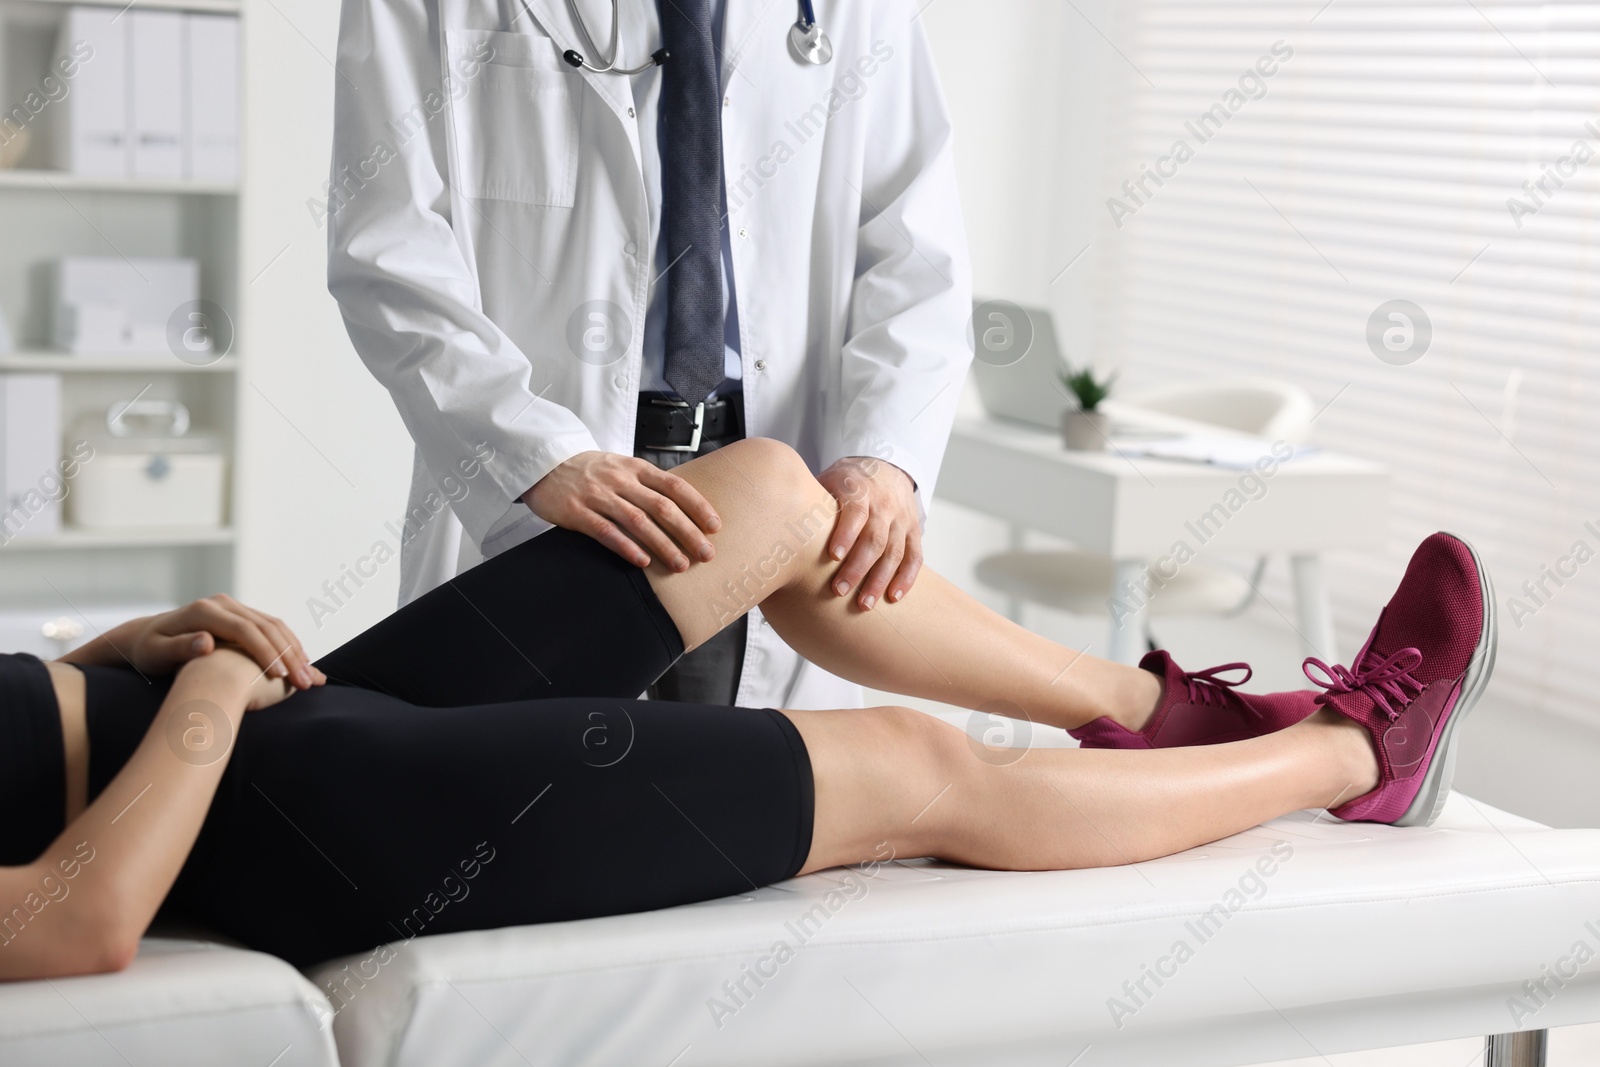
<box><xmin>613</xmin><ymin>374</ymin><xmax>627</xmax><ymax>388</ymax></box>
<box><xmin>627</xmin><ymin>106</ymin><xmax>636</xmax><ymax>118</ymax></box>
<box><xmin>624</xmin><ymin>240</ymin><xmax>638</xmax><ymax>255</ymax></box>
<box><xmin>737</xmin><ymin>227</ymin><xmax>748</xmax><ymax>239</ymax></box>
<box><xmin>754</xmin><ymin>359</ymin><xmax>767</xmax><ymax>372</ymax></box>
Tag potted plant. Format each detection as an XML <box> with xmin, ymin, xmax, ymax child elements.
<box><xmin>1060</xmin><ymin>365</ymin><xmax>1117</xmax><ymax>450</ymax></box>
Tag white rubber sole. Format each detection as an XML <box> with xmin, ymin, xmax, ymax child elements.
<box><xmin>1392</xmin><ymin>532</ymin><xmax>1498</xmax><ymax>828</ymax></box>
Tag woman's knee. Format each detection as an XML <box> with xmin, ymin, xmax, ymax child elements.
<box><xmin>844</xmin><ymin>705</ymin><xmax>971</xmax><ymax>832</ymax></box>
<box><xmin>721</xmin><ymin>435</ymin><xmax>802</xmax><ymax>471</ymax></box>
<box><xmin>785</xmin><ymin>704</ymin><xmax>968</xmax><ymax>867</ymax></box>
<box><xmin>718</xmin><ymin>438</ymin><xmax>830</xmax><ymax>507</ymax></box>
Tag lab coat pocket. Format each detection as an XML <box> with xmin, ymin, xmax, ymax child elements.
<box><xmin>444</xmin><ymin>29</ymin><xmax>581</xmax><ymax>208</ymax></box>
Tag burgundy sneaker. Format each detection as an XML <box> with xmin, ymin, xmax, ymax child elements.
<box><xmin>1306</xmin><ymin>532</ymin><xmax>1497</xmax><ymax>827</ymax></box>
<box><xmin>1069</xmin><ymin>650</ymin><xmax>1319</xmax><ymax>749</ymax></box>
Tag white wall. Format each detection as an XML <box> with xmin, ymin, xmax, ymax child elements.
<box><xmin>920</xmin><ymin>0</ymin><xmax>1118</xmax><ymax>366</ymax></box>
<box><xmin>235</xmin><ymin>0</ymin><xmax>413</xmax><ymax>656</ymax></box>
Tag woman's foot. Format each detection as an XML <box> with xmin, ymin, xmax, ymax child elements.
<box><xmin>1305</xmin><ymin>532</ymin><xmax>1497</xmax><ymax>827</ymax></box>
<box><xmin>1070</xmin><ymin>650</ymin><xmax>1320</xmax><ymax>749</ymax></box>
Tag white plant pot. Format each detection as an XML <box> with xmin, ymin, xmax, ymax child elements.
<box><xmin>1062</xmin><ymin>409</ymin><xmax>1109</xmax><ymax>451</ymax></box>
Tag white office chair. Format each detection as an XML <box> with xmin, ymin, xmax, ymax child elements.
<box><xmin>974</xmin><ymin>378</ymin><xmax>1316</xmax><ymax>647</ymax></box>
<box><xmin>1116</xmin><ymin>378</ymin><xmax>1316</xmax><ymax>445</ymax></box>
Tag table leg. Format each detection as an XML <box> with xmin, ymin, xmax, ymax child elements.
<box><xmin>1108</xmin><ymin>559</ymin><xmax>1147</xmax><ymax>665</ymax></box>
<box><xmin>1004</xmin><ymin>522</ymin><xmax>1027</xmax><ymax>624</ymax></box>
<box><xmin>1483</xmin><ymin>1031</ymin><xmax>1546</xmax><ymax>1066</ymax></box>
<box><xmin>1290</xmin><ymin>553</ymin><xmax>1337</xmax><ymax>664</ymax></box>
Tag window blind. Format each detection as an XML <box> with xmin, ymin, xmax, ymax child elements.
<box><xmin>1093</xmin><ymin>1</ymin><xmax>1600</xmax><ymax>727</ymax></box>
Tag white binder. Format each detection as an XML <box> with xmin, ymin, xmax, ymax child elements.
<box><xmin>50</xmin><ymin>256</ymin><xmax>200</xmax><ymax>353</ymax></box>
<box><xmin>184</xmin><ymin>15</ymin><xmax>239</xmax><ymax>182</ymax></box>
<box><xmin>50</xmin><ymin>7</ymin><xmax>128</xmax><ymax>176</ymax></box>
<box><xmin>0</xmin><ymin>375</ymin><xmax>64</xmax><ymax>542</ymax></box>
<box><xmin>130</xmin><ymin>10</ymin><xmax>185</xmax><ymax>178</ymax></box>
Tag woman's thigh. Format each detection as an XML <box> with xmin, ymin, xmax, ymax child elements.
<box><xmin>313</xmin><ymin>527</ymin><xmax>687</xmax><ymax>707</ymax></box>
<box><xmin>179</xmin><ymin>687</ymin><xmax>813</xmax><ymax>967</ymax></box>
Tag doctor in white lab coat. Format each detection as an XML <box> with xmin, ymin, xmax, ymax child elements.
<box><xmin>326</xmin><ymin>0</ymin><xmax>972</xmax><ymax>712</ymax></box>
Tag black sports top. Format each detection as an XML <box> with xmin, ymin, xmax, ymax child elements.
<box><xmin>0</xmin><ymin>653</ymin><xmax>67</xmax><ymax>865</ymax></box>
<box><xmin>0</xmin><ymin>652</ymin><xmax>173</xmax><ymax>866</ymax></box>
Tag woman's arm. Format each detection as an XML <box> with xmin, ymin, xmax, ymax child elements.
<box><xmin>0</xmin><ymin>649</ymin><xmax>289</xmax><ymax>980</ymax></box>
<box><xmin>57</xmin><ymin>595</ymin><xmax>324</xmax><ymax>691</ymax></box>
<box><xmin>54</xmin><ymin>615</ymin><xmax>154</xmax><ymax>669</ymax></box>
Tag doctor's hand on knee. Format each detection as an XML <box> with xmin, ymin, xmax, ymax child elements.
<box><xmin>817</xmin><ymin>457</ymin><xmax>923</xmax><ymax>611</ymax></box>
<box><xmin>522</xmin><ymin>451</ymin><xmax>721</xmax><ymax>573</ymax></box>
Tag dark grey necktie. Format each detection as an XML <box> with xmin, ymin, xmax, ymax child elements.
<box><xmin>658</xmin><ymin>0</ymin><xmax>724</xmax><ymax>408</ymax></box>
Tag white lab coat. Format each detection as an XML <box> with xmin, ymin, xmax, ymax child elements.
<box><xmin>326</xmin><ymin>0</ymin><xmax>972</xmax><ymax>711</ymax></box>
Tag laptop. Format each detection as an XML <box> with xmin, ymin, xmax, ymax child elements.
<box><xmin>968</xmin><ymin>299</ymin><xmax>1073</xmax><ymax>429</ymax></box>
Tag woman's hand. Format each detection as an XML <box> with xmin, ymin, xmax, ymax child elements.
<box><xmin>181</xmin><ymin>645</ymin><xmax>298</xmax><ymax>711</ymax></box>
<box><xmin>91</xmin><ymin>595</ymin><xmax>325</xmax><ymax>690</ymax></box>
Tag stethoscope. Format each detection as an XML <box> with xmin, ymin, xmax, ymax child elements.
<box><xmin>560</xmin><ymin>0</ymin><xmax>832</xmax><ymax>73</ymax></box>
<box><xmin>786</xmin><ymin>0</ymin><xmax>833</xmax><ymax>65</ymax></box>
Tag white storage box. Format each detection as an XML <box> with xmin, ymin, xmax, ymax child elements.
<box><xmin>67</xmin><ymin>399</ymin><xmax>225</xmax><ymax>530</ymax></box>
<box><xmin>50</xmin><ymin>257</ymin><xmax>200</xmax><ymax>354</ymax></box>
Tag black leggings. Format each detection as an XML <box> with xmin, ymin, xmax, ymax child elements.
<box><xmin>88</xmin><ymin>528</ymin><xmax>815</xmax><ymax>968</ymax></box>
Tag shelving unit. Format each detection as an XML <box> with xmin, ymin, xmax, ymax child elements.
<box><xmin>3</xmin><ymin>526</ymin><xmax>236</xmax><ymax>550</ymax></box>
<box><xmin>0</xmin><ymin>169</ymin><xmax>237</xmax><ymax>194</ymax></box>
<box><xmin>10</xmin><ymin>0</ymin><xmax>240</xmax><ymax>13</ymax></box>
<box><xmin>0</xmin><ymin>0</ymin><xmax>243</xmax><ymax>615</ymax></box>
<box><xmin>0</xmin><ymin>350</ymin><xmax>240</xmax><ymax>372</ymax></box>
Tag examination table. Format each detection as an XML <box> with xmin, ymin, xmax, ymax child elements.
<box><xmin>1</xmin><ymin>792</ymin><xmax>1594</xmax><ymax>1066</ymax></box>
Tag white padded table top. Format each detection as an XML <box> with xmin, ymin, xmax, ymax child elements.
<box><xmin>311</xmin><ymin>793</ymin><xmax>1600</xmax><ymax>1067</ymax></box>
<box><xmin>0</xmin><ymin>935</ymin><xmax>339</xmax><ymax>1067</ymax></box>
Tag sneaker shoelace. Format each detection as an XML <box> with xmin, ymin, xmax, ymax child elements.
<box><xmin>1182</xmin><ymin>662</ymin><xmax>1256</xmax><ymax>714</ymax></box>
<box><xmin>1303</xmin><ymin>647</ymin><xmax>1424</xmax><ymax>721</ymax></box>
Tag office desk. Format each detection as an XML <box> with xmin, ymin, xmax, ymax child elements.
<box><xmin>936</xmin><ymin>412</ymin><xmax>1391</xmax><ymax>664</ymax></box>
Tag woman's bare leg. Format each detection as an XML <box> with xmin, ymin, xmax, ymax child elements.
<box><xmin>642</xmin><ymin>439</ymin><xmax>1379</xmax><ymax>874</ymax></box>
<box><xmin>784</xmin><ymin>704</ymin><xmax>1379</xmax><ymax>874</ymax></box>
<box><xmin>644</xmin><ymin>438</ymin><xmax>1162</xmax><ymax>732</ymax></box>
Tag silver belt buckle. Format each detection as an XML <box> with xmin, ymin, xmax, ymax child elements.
<box><xmin>649</xmin><ymin>398</ymin><xmax>705</xmax><ymax>452</ymax></box>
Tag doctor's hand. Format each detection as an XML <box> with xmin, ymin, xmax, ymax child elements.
<box><xmin>522</xmin><ymin>451</ymin><xmax>722</xmax><ymax>572</ymax></box>
<box><xmin>817</xmin><ymin>457</ymin><xmax>922</xmax><ymax>611</ymax></box>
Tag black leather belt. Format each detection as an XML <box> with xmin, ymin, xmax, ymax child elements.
<box><xmin>635</xmin><ymin>391</ymin><xmax>744</xmax><ymax>452</ymax></box>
